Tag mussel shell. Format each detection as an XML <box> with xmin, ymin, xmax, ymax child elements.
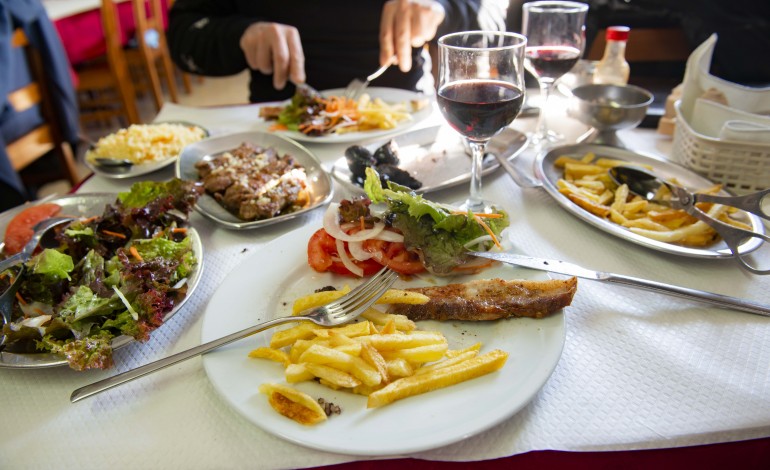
<box><xmin>344</xmin><ymin>145</ymin><xmax>376</xmax><ymax>178</ymax></box>
<box><xmin>377</xmin><ymin>164</ymin><xmax>422</xmax><ymax>190</ymax></box>
<box><xmin>373</xmin><ymin>140</ymin><xmax>400</xmax><ymax>166</ymax></box>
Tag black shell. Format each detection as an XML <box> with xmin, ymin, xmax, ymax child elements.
<box><xmin>377</xmin><ymin>164</ymin><xmax>422</xmax><ymax>190</ymax></box>
<box><xmin>344</xmin><ymin>145</ymin><xmax>376</xmax><ymax>178</ymax></box>
<box><xmin>373</xmin><ymin>140</ymin><xmax>400</xmax><ymax>166</ymax></box>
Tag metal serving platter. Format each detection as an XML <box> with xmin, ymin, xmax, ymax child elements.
<box><xmin>176</xmin><ymin>131</ymin><xmax>334</xmax><ymax>230</ymax></box>
<box><xmin>0</xmin><ymin>193</ymin><xmax>204</xmax><ymax>369</ymax></box>
<box><xmin>534</xmin><ymin>143</ymin><xmax>765</xmax><ymax>259</ymax></box>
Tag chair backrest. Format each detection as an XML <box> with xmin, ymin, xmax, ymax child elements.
<box><xmin>6</xmin><ymin>29</ymin><xmax>79</xmax><ymax>185</ymax></box>
<box><xmin>128</xmin><ymin>0</ymin><xmax>179</xmax><ymax>108</ymax></box>
<box><xmin>74</xmin><ymin>0</ymin><xmax>141</xmax><ymax>126</ymax></box>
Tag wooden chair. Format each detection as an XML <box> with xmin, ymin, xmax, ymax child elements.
<box><xmin>75</xmin><ymin>0</ymin><xmax>141</xmax><ymax>126</ymax></box>
<box><xmin>125</xmin><ymin>0</ymin><xmax>180</xmax><ymax>110</ymax></box>
<box><xmin>6</xmin><ymin>29</ymin><xmax>80</xmax><ymax>186</ymax></box>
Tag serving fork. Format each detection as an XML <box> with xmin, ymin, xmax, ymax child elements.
<box><xmin>70</xmin><ymin>266</ymin><xmax>399</xmax><ymax>403</ymax></box>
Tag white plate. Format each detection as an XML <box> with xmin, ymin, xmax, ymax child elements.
<box><xmin>534</xmin><ymin>144</ymin><xmax>765</xmax><ymax>258</ymax></box>
<box><xmin>176</xmin><ymin>131</ymin><xmax>334</xmax><ymax>230</ymax></box>
<box><xmin>200</xmin><ymin>224</ymin><xmax>565</xmax><ymax>455</ymax></box>
<box><xmin>332</xmin><ymin>125</ymin><xmax>528</xmax><ymax>194</ymax></box>
<box><xmin>0</xmin><ymin>193</ymin><xmax>204</xmax><ymax>369</ymax></box>
<box><xmin>260</xmin><ymin>87</ymin><xmax>434</xmax><ymax>144</ymax></box>
<box><xmin>85</xmin><ymin>122</ymin><xmax>209</xmax><ymax>180</ymax></box>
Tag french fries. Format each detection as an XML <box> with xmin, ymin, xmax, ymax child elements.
<box><xmin>251</xmin><ymin>287</ymin><xmax>508</xmax><ymax>423</ymax></box>
<box><xmin>259</xmin><ymin>383</ymin><xmax>327</xmax><ymax>425</ymax></box>
<box><xmin>335</xmin><ymin>95</ymin><xmax>413</xmax><ymax>134</ymax></box>
<box><xmin>555</xmin><ymin>152</ymin><xmax>748</xmax><ymax>247</ymax></box>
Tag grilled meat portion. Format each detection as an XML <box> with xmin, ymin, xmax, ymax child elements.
<box><xmin>389</xmin><ymin>277</ymin><xmax>577</xmax><ymax>321</ymax></box>
<box><xmin>195</xmin><ymin>142</ymin><xmax>309</xmax><ymax>221</ymax></box>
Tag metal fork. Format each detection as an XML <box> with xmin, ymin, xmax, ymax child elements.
<box><xmin>343</xmin><ymin>61</ymin><xmax>393</xmax><ymax>100</ymax></box>
<box><xmin>70</xmin><ymin>266</ymin><xmax>399</xmax><ymax>403</ymax></box>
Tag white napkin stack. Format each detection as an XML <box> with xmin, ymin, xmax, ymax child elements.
<box><xmin>678</xmin><ymin>34</ymin><xmax>770</xmax><ymax>144</ymax></box>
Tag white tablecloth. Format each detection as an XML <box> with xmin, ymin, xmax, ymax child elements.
<box><xmin>2</xmin><ymin>100</ymin><xmax>769</xmax><ymax>469</ymax></box>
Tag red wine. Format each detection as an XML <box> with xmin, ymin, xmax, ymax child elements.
<box><xmin>525</xmin><ymin>46</ymin><xmax>581</xmax><ymax>81</ymax></box>
<box><xmin>437</xmin><ymin>80</ymin><xmax>524</xmax><ymax>141</ymax></box>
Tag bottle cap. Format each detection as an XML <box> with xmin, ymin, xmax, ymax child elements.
<box><xmin>606</xmin><ymin>26</ymin><xmax>630</xmax><ymax>41</ymax></box>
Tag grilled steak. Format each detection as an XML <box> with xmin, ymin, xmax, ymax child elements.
<box><xmin>389</xmin><ymin>277</ymin><xmax>577</xmax><ymax>321</ymax></box>
<box><xmin>195</xmin><ymin>142</ymin><xmax>309</xmax><ymax>221</ymax></box>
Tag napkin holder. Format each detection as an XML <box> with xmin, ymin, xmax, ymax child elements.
<box><xmin>671</xmin><ymin>34</ymin><xmax>770</xmax><ymax>193</ymax></box>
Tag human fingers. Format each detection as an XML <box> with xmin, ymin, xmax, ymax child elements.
<box><xmin>285</xmin><ymin>27</ymin><xmax>306</xmax><ymax>86</ymax></box>
<box><xmin>409</xmin><ymin>0</ymin><xmax>445</xmax><ymax>47</ymax></box>
<box><xmin>381</xmin><ymin>0</ymin><xmax>412</xmax><ymax>72</ymax></box>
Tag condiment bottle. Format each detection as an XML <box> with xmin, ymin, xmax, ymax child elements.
<box><xmin>594</xmin><ymin>26</ymin><xmax>630</xmax><ymax>86</ymax></box>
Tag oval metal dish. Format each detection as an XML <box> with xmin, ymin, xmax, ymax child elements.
<box><xmin>176</xmin><ymin>131</ymin><xmax>334</xmax><ymax>230</ymax></box>
<box><xmin>534</xmin><ymin>143</ymin><xmax>765</xmax><ymax>259</ymax></box>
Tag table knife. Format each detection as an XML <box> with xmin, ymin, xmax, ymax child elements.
<box><xmin>469</xmin><ymin>251</ymin><xmax>770</xmax><ymax>318</ymax></box>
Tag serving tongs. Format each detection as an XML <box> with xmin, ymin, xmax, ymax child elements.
<box><xmin>610</xmin><ymin>166</ymin><xmax>770</xmax><ymax>274</ymax></box>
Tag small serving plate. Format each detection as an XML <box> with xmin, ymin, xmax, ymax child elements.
<box><xmin>332</xmin><ymin>125</ymin><xmax>528</xmax><ymax>194</ymax></box>
<box><xmin>176</xmin><ymin>131</ymin><xmax>334</xmax><ymax>230</ymax></box>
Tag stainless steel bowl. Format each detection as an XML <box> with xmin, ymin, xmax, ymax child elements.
<box><xmin>568</xmin><ymin>84</ymin><xmax>653</xmax><ymax>148</ymax></box>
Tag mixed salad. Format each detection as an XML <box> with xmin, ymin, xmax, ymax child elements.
<box><xmin>262</xmin><ymin>85</ymin><xmax>413</xmax><ymax>136</ymax></box>
<box><xmin>0</xmin><ymin>179</ymin><xmax>203</xmax><ymax>370</ymax></box>
<box><xmin>308</xmin><ymin>167</ymin><xmax>509</xmax><ymax>277</ymax></box>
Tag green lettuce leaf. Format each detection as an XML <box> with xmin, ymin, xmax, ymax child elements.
<box><xmin>29</xmin><ymin>249</ymin><xmax>74</xmax><ymax>281</ymax></box>
<box><xmin>363</xmin><ymin>167</ymin><xmax>509</xmax><ymax>274</ymax></box>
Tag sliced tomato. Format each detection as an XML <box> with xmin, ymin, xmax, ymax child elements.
<box><xmin>363</xmin><ymin>238</ymin><xmax>425</xmax><ymax>275</ymax></box>
<box><xmin>307</xmin><ymin>228</ymin><xmax>381</xmax><ymax>277</ymax></box>
<box><xmin>2</xmin><ymin>203</ymin><xmax>62</xmax><ymax>255</ymax></box>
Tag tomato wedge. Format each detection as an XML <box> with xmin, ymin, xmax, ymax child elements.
<box><xmin>363</xmin><ymin>239</ymin><xmax>425</xmax><ymax>275</ymax></box>
<box><xmin>307</xmin><ymin>229</ymin><xmax>381</xmax><ymax>277</ymax></box>
<box><xmin>2</xmin><ymin>203</ymin><xmax>62</xmax><ymax>255</ymax></box>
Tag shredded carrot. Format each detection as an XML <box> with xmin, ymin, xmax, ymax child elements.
<box><xmin>129</xmin><ymin>245</ymin><xmax>143</xmax><ymax>262</ymax></box>
<box><xmin>80</xmin><ymin>216</ymin><xmax>99</xmax><ymax>224</ymax></box>
<box><xmin>15</xmin><ymin>292</ymin><xmax>26</xmax><ymax>305</ymax></box>
<box><xmin>269</xmin><ymin>123</ymin><xmax>288</xmax><ymax>132</ymax></box>
<box><xmin>360</xmin><ymin>216</ymin><xmax>365</xmax><ymax>231</ymax></box>
<box><xmin>171</xmin><ymin>227</ymin><xmax>188</xmax><ymax>234</ymax></box>
<box><xmin>452</xmin><ymin>211</ymin><xmax>504</xmax><ymax>219</ymax></box>
<box><xmin>34</xmin><ymin>307</ymin><xmax>46</xmax><ymax>316</ymax></box>
<box><xmin>473</xmin><ymin>214</ymin><xmax>501</xmax><ymax>249</ymax></box>
<box><xmin>102</xmin><ymin>229</ymin><xmax>126</xmax><ymax>239</ymax></box>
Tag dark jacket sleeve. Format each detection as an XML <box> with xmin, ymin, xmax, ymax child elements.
<box><xmin>434</xmin><ymin>0</ymin><xmax>507</xmax><ymax>38</ymax></box>
<box><xmin>167</xmin><ymin>0</ymin><xmax>258</xmax><ymax>76</ymax></box>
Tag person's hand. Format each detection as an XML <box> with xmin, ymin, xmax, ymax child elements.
<box><xmin>240</xmin><ymin>22</ymin><xmax>306</xmax><ymax>90</ymax></box>
<box><xmin>380</xmin><ymin>0</ymin><xmax>446</xmax><ymax>72</ymax></box>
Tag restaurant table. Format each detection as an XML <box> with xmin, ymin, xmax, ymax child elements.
<box><xmin>1</xmin><ymin>96</ymin><xmax>769</xmax><ymax>469</ymax></box>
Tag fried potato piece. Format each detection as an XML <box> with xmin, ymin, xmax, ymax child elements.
<box><xmin>259</xmin><ymin>383</ymin><xmax>327</xmax><ymax>425</ymax></box>
<box><xmin>248</xmin><ymin>347</ymin><xmax>290</xmax><ymax>366</ymax></box>
<box><xmin>367</xmin><ymin>349</ymin><xmax>509</xmax><ymax>408</ymax></box>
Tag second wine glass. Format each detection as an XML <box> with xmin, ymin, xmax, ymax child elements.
<box><xmin>437</xmin><ymin>31</ymin><xmax>527</xmax><ymax>212</ymax></box>
<box><xmin>522</xmin><ymin>1</ymin><xmax>588</xmax><ymax>147</ymax></box>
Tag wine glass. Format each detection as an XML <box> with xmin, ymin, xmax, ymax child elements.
<box><xmin>522</xmin><ymin>1</ymin><xmax>588</xmax><ymax>147</ymax></box>
<box><xmin>437</xmin><ymin>31</ymin><xmax>527</xmax><ymax>212</ymax></box>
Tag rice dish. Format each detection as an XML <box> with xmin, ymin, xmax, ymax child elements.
<box><xmin>86</xmin><ymin>123</ymin><xmax>206</xmax><ymax>165</ymax></box>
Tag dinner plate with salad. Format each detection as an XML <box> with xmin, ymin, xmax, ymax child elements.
<box><xmin>200</xmin><ymin>170</ymin><xmax>566</xmax><ymax>454</ymax></box>
<box><xmin>257</xmin><ymin>86</ymin><xmax>434</xmax><ymax>144</ymax></box>
<box><xmin>0</xmin><ymin>180</ymin><xmax>204</xmax><ymax>369</ymax></box>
